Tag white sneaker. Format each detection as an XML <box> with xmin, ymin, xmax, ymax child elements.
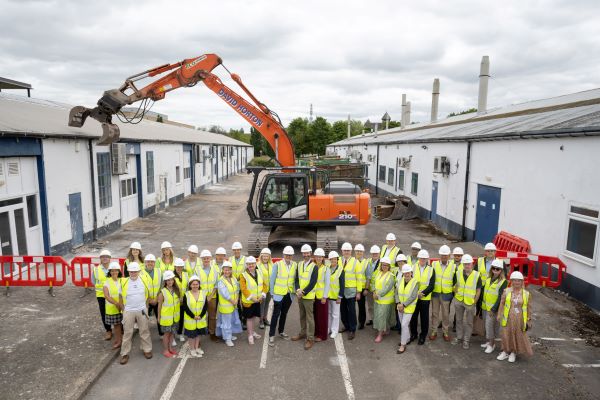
<box><xmin>171</xmin><ymin>338</ymin><xmax>177</xmax><ymax>347</ymax></box>
<box><xmin>225</xmin><ymin>340</ymin><xmax>234</xmax><ymax>347</ymax></box>
<box><xmin>497</xmin><ymin>351</ymin><xmax>509</xmax><ymax>361</ymax></box>
<box><xmin>268</xmin><ymin>336</ymin><xmax>275</xmax><ymax>347</ymax></box>
<box><xmin>231</xmin><ymin>336</ymin><xmax>238</xmax><ymax>341</ymax></box>
<box><xmin>508</xmin><ymin>352</ymin><xmax>516</xmax><ymax>363</ymax></box>
<box><xmin>253</xmin><ymin>332</ymin><xmax>261</xmax><ymax>339</ymax></box>
<box><xmin>330</xmin><ymin>333</ymin><xmax>337</xmax><ymax>339</ymax></box>
<box><xmin>484</xmin><ymin>344</ymin><xmax>495</xmax><ymax>354</ymax></box>
<box><xmin>279</xmin><ymin>332</ymin><xmax>289</xmax><ymax>339</ymax></box>
<box><xmin>248</xmin><ymin>335</ymin><xmax>255</xmax><ymax>345</ymax></box>
<box><xmin>190</xmin><ymin>349</ymin><xmax>198</xmax><ymax>357</ymax></box>
<box><xmin>179</xmin><ymin>334</ymin><xmax>185</xmax><ymax>342</ymax></box>
<box><xmin>134</xmin><ymin>323</ymin><xmax>138</xmax><ymax>330</ymax></box>
<box><xmin>197</xmin><ymin>347</ymin><xmax>204</xmax><ymax>355</ymax></box>
<box><xmin>480</xmin><ymin>343</ymin><xmax>488</xmax><ymax>348</ymax></box>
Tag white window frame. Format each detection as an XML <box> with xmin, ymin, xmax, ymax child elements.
<box><xmin>563</xmin><ymin>203</ymin><xmax>598</xmax><ymax>267</ymax></box>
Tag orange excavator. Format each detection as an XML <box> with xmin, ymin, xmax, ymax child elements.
<box><xmin>68</xmin><ymin>53</ymin><xmax>370</xmax><ymax>254</ymax></box>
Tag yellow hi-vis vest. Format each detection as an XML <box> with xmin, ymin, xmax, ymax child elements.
<box><xmin>413</xmin><ymin>264</ymin><xmax>433</xmax><ymax>300</ymax></box>
<box><xmin>120</xmin><ymin>277</ymin><xmax>149</xmax><ymax>306</ymax></box>
<box><xmin>355</xmin><ymin>258</ymin><xmax>367</xmax><ymax>290</ymax></box>
<box><xmin>184</xmin><ymin>290</ymin><xmax>207</xmax><ymax>330</ymax></box>
<box><xmin>160</xmin><ymin>287</ymin><xmax>180</xmax><ymax>326</ymax></box>
<box><xmin>374</xmin><ymin>271</ymin><xmax>395</xmax><ymax>305</ymax></box>
<box><xmin>328</xmin><ymin>265</ymin><xmax>343</xmax><ymax>300</ymax></box>
<box><xmin>175</xmin><ymin>272</ymin><xmax>189</xmax><ymax>295</ymax></box>
<box><xmin>298</xmin><ymin>261</ymin><xmax>316</xmax><ymax>300</ymax></box>
<box><xmin>482</xmin><ymin>277</ymin><xmax>506</xmax><ymax>311</ymax></box>
<box><xmin>286</xmin><ymin>261</ymin><xmax>298</xmax><ymax>293</ymax></box>
<box><xmin>477</xmin><ymin>257</ymin><xmax>491</xmax><ymax>282</ymax></box>
<box><xmin>141</xmin><ymin>268</ymin><xmax>162</xmax><ymax>300</ymax></box>
<box><xmin>270</xmin><ymin>260</ymin><xmax>290</xmax><ymax>296</ymax></box>
<box><xmin>94</xmin><ymin>265</ymin><xmax>109</xmax><ymax>298</ymax></box>
<box><xmin>185</xmin><ymin>257</ymin><xmax>200</xmax><ymax>276</ymax></box>
<box><xmin>229</xmin><ymin>256</ymin><xmax>246</xmax><ymax>279</ymax></box>
<box><xmin>455</xmin><ymin>270</ymin><xmax>480</xmax><ymax>306</ymax></box>
<box><xmin>432</xmin><ymin>260</ymin><xmax>456</xmax><ymax>294</ymax></box>
<box><xmin>397</xmin><ymin>277</ymin><xmax>418</xmax><ymax>313</ymax></box>
<box><xmin>241</xmin><ymin>271</ymin><xmax>263</xmax><ymax>306</ymax></box>
<box><xmin>379</xmin><ymin>245</ymin><xmax>400</xmax><ymax>267</ymax></box>
<box><xmin>211</xmin><ymin>260</ymin><xmax>223</xmax><ymax>274</ymax></box>
<box><xmin>125</xmin><ymin>258</ymin><xmax>145</xmax><ymax>271</ymax></box>
<box><xmin>258</xmin><ymin>261</ymin><xmax>272</xmax><ymax>287</ymax></box>
<box><xmin>195</xmin><ymin>263</ymin><xmax>220</xmax><ymax>294</ymax></box>
<box><xmin>343</xmin><ymin>257</ymin><xmax>362</xmax><ymax>291</ymax></box>
<box><xmin>502</xmin><ymin>289</ymin><xmax>529</xmax><ymax>331</ymax></box>
<box><xmin>315</xmin><ymin>264</ymin><xmax>327</xmax><ymax>299</ymax></box>
<box><xmin>105</xmin><ymin>278</ymin><xmax>121</xmax><ymax>315</ymax></box>
<box><xmin>157</xmin><ymin>258</ymin><xmax>174</xmax><ymax>273</ymax></box>
<box><xmin>218</xmin><ymin>277</ymin><xmax>238</xmax><ymax>314</ymax></box>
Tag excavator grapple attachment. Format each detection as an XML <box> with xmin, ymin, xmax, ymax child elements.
<box><xmin>68</xmin><ymin>106</ymin><xmax>91</xmax><ymax>128</ymax></box>
<box><xmin>68</xmin><ymin>104</ymin><xmax>121</xmax><ymax>145</ymax></box>
<box><xmin>98</xmin><ymin>123</ymin><xmax>120</xmax><ymax>145</ymax></box>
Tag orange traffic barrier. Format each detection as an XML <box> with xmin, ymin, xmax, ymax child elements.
<box><xmin>0</xmin><ymin>255</ymin><xmax>69</xmax><ymax>296</ymax></box>
<box><xmin>69</xmin><ymin>256</ymin><xmax>126</xmax><ymax>289</ymax></box>
<box><xmin>493</xmin><ymin>231</ymin><xmax>531</xmax><ymax>253</ymax></box>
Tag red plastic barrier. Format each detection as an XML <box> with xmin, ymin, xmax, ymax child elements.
<box><xmin>526</xmin><ymin>254</ymin><xmax>567</xmax><ymax>288</ymax></box>
<box><xmin>0</xmin><ymin>255</ymin><xmax>69</xmax><ymax>289</ymax></box>
<box><xmin>69</xmin><ymin>256</ymin><xmax>126</xmax><ymax>288</ymax></box>
<box><xmin>493</xmin><ymin>231</ymin><xmax>531</xmax><ymax>253</ymax></box>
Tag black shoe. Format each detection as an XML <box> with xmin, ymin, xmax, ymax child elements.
<box><xmin>358</xmin><ymin>324</ymin><xmax>365</xmax><ymax>330</ymax></box>
<box><xmin>242</xmin><ymin>324</ymin><xmax>247</xmax><ymax>331</ymax></box>
<box><xmin>366</xmin><ymin>320</ymin><xmax>373</xmax><ymax>326</ymax></box>
<box><xmin>418</xmin><ymin>337</ymin><xmax>425</xmax><ymax>345</ymax></box>
<box><xmin>263</xmin><ymin>319</ymin><xmax>270</xmax><ymax>326</ymax></box>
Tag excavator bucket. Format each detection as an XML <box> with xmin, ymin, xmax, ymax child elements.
<box><xmin>98</xmin><ymin>123</ymin><xmax>120</xmax><ymax>146</ymax></box>
<box><xmin>68</xmin><ymin>106</ymin><xmax>91</xmax><ymax>128</ymax></box>
<box><xmin>68</xmin><ymin>105</ymin><xmax>121</xmax><ymax>145</ymax></box>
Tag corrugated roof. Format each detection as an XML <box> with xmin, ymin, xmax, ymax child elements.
<box><xmin>330</xmin><ymin>88</ymin><xmax>600</xmax><ymax>146</ymax></box>
<box><xmin>0</xmin><ymin>93</ymin><xmax>251</xmax><ymax>146</ymax></box>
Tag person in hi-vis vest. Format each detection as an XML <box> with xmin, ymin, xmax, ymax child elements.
<box><xmin>396</xmin><ymin>264</ymin><xmax>419</xmax><ymax>354</ymax></box>
<box><xmin>327</xmin><ymin>251</ymin><xmax>344</xmax><ymax>339</ymax></box>
<box><xmin>103</xmin><ymin>262</ymin><xmax>123</xmax><ymax>350</ymax></box>
<box><xmin>409</xmin><ymin>249</ymin><xmax>435</xmax><ymax>345</ymax></box>
<box><xmin>195</xmin><ymin>249</ymin><xmax>220</xmax><ymax>342</ymax></box>
<box><xmin>268</xmin><ymin>246</ymin><xmax>296</xmax><ymax>346</ymax></box>
<box><xmin>340</xmin><ymin>242</ymin><xmax>362</xmax><ymax>340</ymax></box>
<box><xmin>182</xmin><ymin>275</ymin><xmax>208</xmax><ymax>358</ymax></box>
<box><xmin>364</xmin><ymin>245</ymin><xmax>381</xmax><ymax>327</ymax></box>
<box><xmin>92</xmin><ymin>249</ymin><xmax>113</xmax><ymax>340</ymax></box>
<box><xmin>452</xmin><ymin>254</ymin><xmax>482</xmax><ymax>350</ymax></box>
<box><xmin>406</xmin><ymin>242</ymin><xmax>421</xmax><ymax>267</ymax></box>
<box><xmin>292</xmin><ymin>244</ymin><xmax>318</xmax><ymax>350</ymax></box>
<box><xmin>258</xmin><ymin>248</ymin><xmax>274</xmax><ymax>329</ymax></box>
<box><xmin>379</xmin><ymin>233</ymin><xmax>400</xmax><ymax>269</ymax></box>
<box><xmin>430</xmin><ymin>245</ymin><xmax>455</xmax><ymax>342</ymax></box>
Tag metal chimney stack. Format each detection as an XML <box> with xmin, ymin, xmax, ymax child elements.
<box><xmin>401</xmin><ymin>94</ymin><xmax>407</xmax><ymax>128</ymax></box>
<box><xmin>406</xmin><ymin>101</ymin><xmax>411</xmax><ymax>125</ymax></box>
<box><xmin>431</xmin><ymin>78</ymin><xmax>440</xmax><ymax>122</ymax></box>
<box><xmin>347</xmin><ymin>114</ymin><xmax>351</xmax><ymax>138</ymax></box>
<box><xmin>478</xmin><ymin>56</ymin><xmax>490</xmax><ymax>114</ymax></box>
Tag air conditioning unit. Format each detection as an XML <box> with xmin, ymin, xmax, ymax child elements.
<box><xmin>367</xmin><ymin>154</ymin><xmax>376</xmax><ymax>163</ymax></box>
<box><xmin>401</xmin><ymin>157</ymin><xmax>411</xmax><ymax>168</ymax></box>
<box><xmin>433</xmin><ymin>156</ymin><xmax>450</xmax><ymax>174</ymax></box>
<box><xmin>111</xmin><ymin>143</ymin><xmax>127</xmax><ymax>175</ymax></box>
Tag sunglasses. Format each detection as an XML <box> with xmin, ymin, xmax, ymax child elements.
<box><xmin>491</xmin><ymin>267</ymin><xmax>502</xmax><ymax>271</ymax></box>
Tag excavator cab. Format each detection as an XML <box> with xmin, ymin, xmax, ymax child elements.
<box><xmin>259</xmin><ymin>174</ymin><xmax>308</xmax><ymax>220</ymax></box>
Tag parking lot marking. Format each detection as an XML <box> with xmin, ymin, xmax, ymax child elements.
<box><xmin>562</xmin><ymin>364</ymin><xmax>600</xmax><ymax>368</ymax></box>
<box><xmin>334</xmin><ymin>335</ymin><xmax>355</xmax><ymax>400</ymax></box>
<box><xmin>259</xmin><ymin>299</ymin><xmax>274</xmax><ymax>369</ymax></box>
<box><xmin>159</xmin><ymin>342</ymin><xmax>190</xmax><ymax>400</ymax></box>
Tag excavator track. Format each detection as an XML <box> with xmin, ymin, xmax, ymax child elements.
<box><xmin>247</xmin><ymin>225</ymin><xmax>273</xmax><ymax>256</ymax></box>
<box><xmin>316</xmin><ymin>227</ymin><xmax>338</xmax><ymax>255</ymax></box>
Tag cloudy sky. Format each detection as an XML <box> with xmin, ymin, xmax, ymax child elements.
<box><xmin>1</xmin><ymin>0</ymin><xmax>599</xmax><ymax>132</ymax></box>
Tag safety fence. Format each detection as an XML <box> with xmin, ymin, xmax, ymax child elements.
<box><xmin>0</xmin><ymin>255</ymin><xmax>70</xmax><ymax>296</ymax></box>
<box><xmin>493</xmin><ymin>231</ymin><xmax>531</xmax><ymax>253</ymax></box>
<box><xmin>69</xmin><ymin>256</ymin><xmax>126</xmax><ymax>289</ymax></box>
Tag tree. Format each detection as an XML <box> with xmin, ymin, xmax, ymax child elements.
<box><xmin>306</xmin><ymin>116</ymin><xmax>332</xmax><ymax>155</ymax></box>
<box><xmin>447</xmin><ymin>108</ymin><xmax>477</xmax><ymax>118</ymax></box>
<box><xmin>208</xmin><ymin>125</ymin><xmax>226</xmax><ymax>134</ymax></box>
<box><xmin>287</xmin><ymin>117</ymin><xmax>310</xmax><ymax>156</ymax></box>
<box><xmin>156</xmin><ymin>115</ymin><xmax>163</xmax><ymax>123</ymax></box>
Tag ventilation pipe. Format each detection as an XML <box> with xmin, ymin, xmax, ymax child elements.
<box><xmin>478</xmin><ymin>56</ymin><xmax>490</xmax><ymax>114</ymax></box>
<box><xmin>431</xmin><ymin>78</ymin><xmax>440</xmax><ymax>122</ymax></box>
<box><xmin>401</xmin><ymin>94</ymin><xmax>407</xmax><ymax>128</ymax></box>
<box><xmin>406</xmin><ymin>101</ymin><xmax>411</xmax><ymax>125</ymax></box>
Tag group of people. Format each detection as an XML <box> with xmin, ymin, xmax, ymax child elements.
<box><xmin>91</xmin><ymin>234</ymin><xmax>533</xmax><ymax>365</ymax></box>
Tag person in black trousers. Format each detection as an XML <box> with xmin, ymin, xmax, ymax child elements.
<box><xmin>409</xmin><ymin>250</ymin><xmax>436</xmax><ymax>345</ymax></box>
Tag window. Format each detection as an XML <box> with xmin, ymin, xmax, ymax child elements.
<box><xmin>398</xmin><ymin>169</ymin><xmax>405</xmax><ymax>191</ymax></box>
<box><xmin>378</xmin><ymin>166</ymin><xmax>386</xmax><ymax>182</ymax></box>
<box><xmin>26</xmin><ymin>195</ymin><xmax>38</xmax><ymax>227</ymax></box>
<box><xmin>120</xmin><ymin>177</ymin><xmax>137</xmax><ymax>198</ymax></box>
<box><xmin>202</xmin><ymin>150</ymin><xmax>207</xmax><ymax>176</ymax></box>
<box><xmin>184</xmin><ymin>167</ymin><xmax>191</xmax><ymax>179</ymax></box>
<box><xmin>176</xmin><ymin>166</ymin><xmax>181</xmax><ymax>183</ymax></box>
<box><xmin>411</xmin><ymin>172</ymin><xmax>418</xmax><ymax>195</ymax></box>
<box><xmin>97</xmin><ymin>153</ymin><xmax>112</xmax><ymax>209</ymax></box>
<box><xmin>146</xmin><ymin>151</ymin><xmax>155</xmax><ymax>194</ymax></box>
<box><xmin>387</xmin><ymin>168</ymin><xmax>394</xmax><ymax>186</ymax></box>
<box><xmin>566</xmin><ymin>205</ymin><xmax>598</xmax><ymax>261</ymax></box>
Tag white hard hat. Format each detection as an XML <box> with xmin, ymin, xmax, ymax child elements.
<box><xmin>222</xmin><ymin>261</ymin><xmax>232</xmax><ymax>268</ymax></box>
<box><xmin>283</xmin><ymin>246</ymin><xmax>295</xmax><ymax>255</ymax></box>
<box><xmin>411</xmin><ymin>242</ymin><xmax>422</xmax><ymax>250</ymax></box>
<box><xmin>510</xmin><ymin>271</ymin><xmax>524</xmax><ymax>280</ymax></box>
<box><xmin>163</xmin><ymin>270</ymin><xmax>175</xmax><ymax>280</ymax></box>
<box><xmin>130</xmin><ymin>242</ymin><xmax>142</xmax><ymax>250</ymax></box>
<box><xmin>370</xmin><ymin>245</ymin><xmax>381</xmax><ymax>254</ymax></box>
<box><xmin>485</xmin><ymin>243</ymin><xmax>497</xmax><ymax>251</ymax></box>
<box><xmin>461</xmin><ymin>254</ymin><xmax>474</xmax><ymax>264</ymax></box>
<box><xmin>301</xmin><ymin>244</ymin><xmax>312</xmax><ymax>253</ymax></box>
<box><xmin>452</xmin><ymin>247</ymin><xmax>464</xmax><ymax>255</ymax></box>
<box><xmin>127</xmin><ymin>262</ymin><xmax>141</xmax><ymax>272</ymax></box>
<box><xmin>354</xmin><ymin>244</ymin><xmax>365</xmax><ymax>252</ymax></box>
<box><xmin>246</xmin><ymin>256</ymin><xmax>257</xmax><ymax>264</ymax></box>
<box><xmin>417</xmin><ymin>249</ymin><xmax>429</xmax><ymax>259</ymax></box>
<box><xmin>174</xmin><ymin>258</ymin><xmax>185</xmax><ymax>267</ymax></box>
<box><xmin>439</xmin><ymin>245</ymin><xmax>451</xmax><ymax>255</ymax></box>
<box><xmin>231</xmin><ymin>242</ymin><xmax>243</xmax><ymax>250</ymax></box>
<box><xmin>396</xmin><ymin>253</ymin><xmax>407</xmax><ymax>262</ymax></box>
<box><xmin>380</xmin><ymin>256</ymin><xmax>391</xmax><ymax>265</ymax></box>
<box><xmin>144</xmin><ymin>254</ymin><xmax>156</xmax><ymax>262</ymax></box>
<box><xmin>188</xmin><ymin>245</ymin><xmax>199</xmax><ymax>253</ymax></box>
<box><xmin>341</xmin><ymin>242</ymin><xmax>352</xmax><ymax>251</ymax></box>
<box><xmin>161</xmin><ymin>241</ymin><xmax>172</xmax><ymax>249</ymax></box>
<box><xmin>188</xmin><ymin>275</ymin><xmax>201</xmax><ymax>284</ymax></box>
<box><xmin>328</xmin><ymin>251</ymin><xmax>339</xmax><ymax>259</ymax></box>
<box><xmin>260</xmin><ymin>248</ymin><xmax>272</xmax><ymax>255</ymax></box>
<box><xmin>386</xmin><ymin>233</ymin><xmax>396</xmax><ymax>241</ymax></box>
<box><xmin>491</xmin><ymin>259</ymin><xmax>504</xmax><ymax>269</ymax></box>
<box><xmin>99</xmin><ymin>249</ymin><xmax>111</xmax><ymax>257</ymax></box>
<box><xmin>200</xmin><ymin>249</ymin><xmax>212</xmax><ymax>258</ymax></box>
<box><xmin>314</xmin><ymin>248</ymin><xmax>325</xmax><ymax>257</ymax></box>
<box><xmin>108</xmin><ymin>261</ymin><xmax>121</xmax><ymax>271</ymax></box>
<box><xmin>401</xmin><ymin>264</ymin><xmax>413</xmax><ymax>274</ymax></box>
<box><xmin>215</xmin><ymin>247</ymin><xmax>227</xmax><ymax>255</ymax></box>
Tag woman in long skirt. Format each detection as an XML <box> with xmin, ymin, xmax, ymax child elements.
<box><xmin>313</xmin><ymin>248</ymin><xmax>330</xmax><ymax>342</ymax></box>
<box><xmin>372</xmin><ymin>257</ymin><xmax>396</xmax><ymax>342</ymax></box>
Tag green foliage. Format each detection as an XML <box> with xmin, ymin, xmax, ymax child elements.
<box><xmin>250</xmin><ymin>127</ymin><xmax>274</xmax><ymax>157</ymax></box>
<box><xmin>447</xmin><ymin>108</ymin><xmax>477</xmax><ymax>118</ymax></box>
<box><xmin>247</xmin><ymin>155</ymin><xmax>276</xmax><ymax>167</ymax></box>
<box><xmin>156</xmin><ymin>115</ymin><xmax>163</xmax><ymax>123</ymax></box>
<box><xmin>226</xmin><ymin>128</ymin><xmax>250</xmax><ymax>144</ymax></box>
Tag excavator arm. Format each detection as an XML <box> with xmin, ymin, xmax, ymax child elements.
<box><xmin>68</xmin><ymin>53</ymin><xmax>295</xmax><ymax>167</ymax></box>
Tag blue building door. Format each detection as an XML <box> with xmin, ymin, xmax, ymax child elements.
<box><xmin>431</xmin><ymin>181</ymin><xmax>438</xmax><ymax>223</ymax></box>
<box><xmin>475</xmin><ymin>184</ymin><xmax>501</xmax><ymax>244</ymax></box>
<box><xmin>69</xmin><ymin>193</ymin><xmax>84</xmax><ymax>248</ymax></box>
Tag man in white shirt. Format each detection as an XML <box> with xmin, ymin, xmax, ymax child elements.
<box><xmin>119</xmin><ymin>262</ymin><xmax>153</xmax><ymax>365</ymax></box>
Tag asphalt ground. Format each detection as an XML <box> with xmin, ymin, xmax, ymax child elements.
<box><xmin>1</xmin><ymin>173</ymin><xmax>599</xmax><ymax>400</ymax></box>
